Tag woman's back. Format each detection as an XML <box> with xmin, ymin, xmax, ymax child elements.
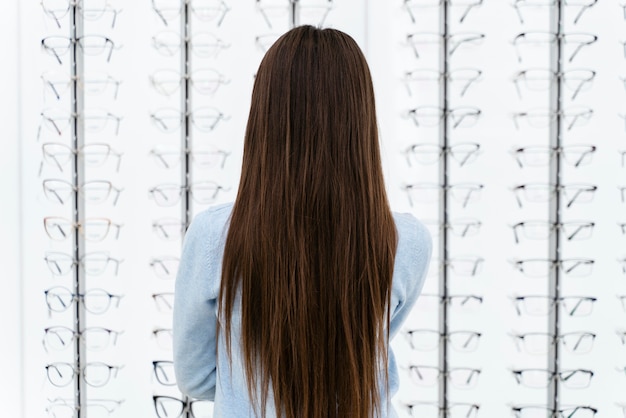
<box><xmin>173</xmin><ymin>202</ymin><xmax>431</xmax><ymax>417</ymax></box>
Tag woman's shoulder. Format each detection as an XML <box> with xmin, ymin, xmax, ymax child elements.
<box><xmin>183</xmin><ymin>202</ymin><xmax>234</xmax><ymax>252</ymax></box>
<box><xmin>190</xmin><ymin>202</ymin><xmax>234</xmax><ymax>229</ymax></box>
<box><xmin>391</xmin><ymin>211</ymin><xmax>433</xmax><ymax>274</ymax></box>
<box><xmin>391</xmin><ymin>211</ymin><xmax>431</xmax><ymax>246</ymax></box>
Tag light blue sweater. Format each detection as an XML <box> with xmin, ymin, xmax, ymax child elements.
<box><xmin>173</xmin><ymin>202</ymin><xmax>432</xmax><ymax>417</ymax></box>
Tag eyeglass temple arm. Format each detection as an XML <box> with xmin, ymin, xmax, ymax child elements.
<box><xmin>458</xmin><ymin>0</ymin><xmax>482</xmax><ymax>24</ymax></box>
<box><xmin>152</xmin><ymin>4</ymin><xmax>169</xmax><ymax>26</ymax></box>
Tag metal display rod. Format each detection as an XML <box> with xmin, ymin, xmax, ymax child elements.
<box><xmin>181</xmin><ymin>0</ymin><xmax>193</xmax><ymax>417</ymax></box>
<box><xmin>548</xmin><ymin>0</ymin><xmax>564</xmax><ymax>413</ymax></box>
<box><xmin>438</xmin><ymin>1</ymin><xmax>450</xmax><ymax>416</ymax></box>
<box><xmin>70</xmin><ymin>2</ymin><xmax>87</xmax><ymax>418</ymax></box>
<box><xmin>290</xmin><ymin>0</ymin><xmax>300</xmax><ymax>28</ymax></box>
<box><xmin>70</xmin><ymin>2</ymin><xmax>87</xmax><ymax>417</ymax></box>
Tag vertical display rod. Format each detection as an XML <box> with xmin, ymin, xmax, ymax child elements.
<box><xmin>181</xmin><ymin>0</ymin><xmax>192</xmax><ymax>416</ymax></box>
<box><xmin>548</xmin><ymin>0</ymin><xmax>564</xmax><ymax>413</ymax></box>
<box><xmin>290</xmin><ymin>0</ymin><xmax>299</xmax><ymax>29</ymax></box>
<box><xmin>70</xmin><ymin>2</ymin><xmax>87</xmax><ymax>417</ymax></box>
<box><xmin>438</xmin><ymin>1</ymin><xmax>450</xmax><ymax>416</ymax></box>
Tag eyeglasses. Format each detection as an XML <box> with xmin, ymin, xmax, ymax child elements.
<box><xmin>403</xmin><ymin>68</ymin><xmax>482</xmax><ymax>98</ymax></box>
<box><xmin>41</xmin><ymin>35</ymin><xmax>119</xmax><ymax>65</ymax></box>
<box><xmin>255</xmin><ymin>33</ymin><xmax>281</xmax><ymax>52</ymax></box>
<box><xmin>407</xmin><ymin>106</ymin><xmax>481</xmax><ymax>129</ymax></box>
<box><xmin>423</xmin><ymin>218</ymin><xmax>482</xmax><ymax>238</ymax></box>
<box><xmin>513</xmin><ymin>32</ymin><xmax>598</xmax><ymax>63</ymax></box>
<box><xmin>406</xmin><ymin>32</ymin><xmax>485</xmax><ymax>59</ymax></box>
<box><xmin>512</xmin><ymin>405</ymin><xmax>597</xmax><ymax>418</ymax></box>
<box><xmin>44</xmin><ymin>251</ymin><xmax>123</xmax><ymax>276</ymax></box>
<box><xmin>151</xmin><ymin>0</ymin><xmax>230</xmax><ymax>27</ymax></box>
<box><xmin>153</xmin><ymin>396</ymin><xmax>213</xmax><ymax>418</ymax></box>
<box><xmin>512</xmin><ymin>0</ymin><xmax>598</xmax><ymax>25</ymax></box>
<box><xmin>152</xmin><ymin>31</ymin><xmax>230</xmax><ymax>58</ymax></box>
<box><xmin>153</xmin><ymin>360</ymin><xmax>176</xmax><ymax>386</ymax></box>
<box><xmin>512</xmin><ymin>184</ymin><xmax>597</xmax><ymax>208</ymax></box>
<box><xmin>149</xmin><ymin>145</ymin><xmax>230</xmax><ymax>169</ymax></box>
<box><xmin>40</xmin><ymin>142</ymin><xmax>122</xmax><ymax>176</ymax></box>
<box><xmin>43</xmin><ymin>179</ymin><xmax>123</xmax><ymax>206</ymax></box>
<box><xmin>511</xmin><ymin>145</ymin><xmax>596</xmax><ymax>168</ymax></box>
<box><xmin>511</xmin><ymin>331</ymin><xmax>596</xmax><ymax>355</ymax></box>
<box><xmin>401</xmin><ymin>401</ymin><xmax>480</xmax><ymax>418</ymax></box>
<box><xmin>513</xmin><ymin>107</ymin><xmax>593</xmax><ymax>130</ymax></box>
<box><xmin>415</xmin><ymin>293</ymin><xmax>483</xmax><ymax>313</ymax></box>
<box><xmin>150</xmin><ymin>256</ymin><xmax>180</xmax><ymax>279</ymax></box>
<box><xmin>441</xmin><ymin>256</ymin><xmax>484</xmax><ymax>276</ymax></box>
<box><xmin>513</xmin><ymin>69</ymin><xmax>596</xmax><ymax>100</ymax></box>
<box><xmin>513</xmin><ymin>295</ymin><xmax>597</xmax><ymax>317</ymax></box>
<box><xmin>46</xmin><ymin>398</ymin><xmax>124</xmax><ymax>418</ymax></box>
<box><xmin>45</xmin><ymin>286</ymin><xmax>123</xmax><ymax>315</ymax></box>
<box><xmin>256</xmin><ymin>0</ymin><xmax>334</xmax><ymax>30</ymax></box>
<box><xmin>46</xmin><ymin>362</ymin><xmax>123</xmax><ymax>388</ymax></box>
<box><xmin>44</xmin><ymin>217</ymin><xmax>122</xmax><ymax>242</ymax></box>
<box><xmin>511</xmin><ymin>221</ymin><xmax>595</xmax><ymax>243</ymax></box>
<box><xmin>153</xmin><ymin>328</ymin><xmax>173</xmax><ymax>350</ymax></box>
<box><xmin>38</xmin><ymin>108</ymin><xmax>123</xmax><ymax>139</ymax></box>
<box><xmin>40</xmin><ymin>0</ymin><xmax>122</xmax><ymax>28</ymax></box>
<box><xmin>512</xmin><ymin>368</ymin><xmax>594</xmax><ymax>389</ymax></box>
<box><xmin>510</xmin><ymin>258</ymin><xmax>594</xmax><ymax>278</ymax></box>
<box><xmin>150</xmin><ymin>107</ymin><xmax>230</xmax><ymax>133</ymax></box>
<box><xmin>41</xmin><ymin>71</ymin><xmax>122</xmax><ymax>101</ymax></box>
<box><xmin>149</xmin><ymin>182</ymin><xmax>230</xmax><ymax>206</ymax></box>
<box><xmin>152</xmin><ymin>218</ymin><xmax>186</xmax><ymax>241</ymax></box>
<box><xmin>404</xmin><ymin>142</ymin><xmax>480</xmax><ymax>167</ymax></box>
<box><xmin>406</xmin><ymin>365</ymin><xmax>481</xmax><ymax>389</ymax></box>
<box><xmin>403</xmin><ymin>0</ymin><xmax>483</xmax><ymax>24</ymax></box>
<box><xmin>43</xmin><ymin>326</ymin><xmax>123</xmax><ymax>352</ymax></box>
<box><xmin>402</xmin><ymin>183</ymin><xmax>484</xmax><ymax>208</ymax></box>
<box><xmin>150</xmin><ymin>68</ymin><xmax>230</xmax><ymax>97</ymax></box>
<box><xmin>403</xmin><ymin>329</ymin><xmax>482</xmax><ymax>352</ymax></box>
<box><xmin>152</xmin><ymin>292</ymin><xmax>175</xmax><ymax>313</ymax></box>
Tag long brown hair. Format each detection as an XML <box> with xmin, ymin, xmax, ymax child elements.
<box><xmin>218</xmin><ymin>25</ymin><xmax>397</xmax><ymax>418</ymax></box>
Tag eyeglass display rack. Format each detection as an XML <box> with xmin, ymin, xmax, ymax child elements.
<box><xmin>438</xmin><ymin>1</ymin><xmax>483</xmax><ymax>415</ymax></box>
<box><xmin>39</xmin><ymin>2</ymin><xmax>123</xmax><ymax>417</ymax></box>
<box><xmin>510</xmin><ymin>0</ymin><xmax>601</xmax><ymax>415</ymax></box>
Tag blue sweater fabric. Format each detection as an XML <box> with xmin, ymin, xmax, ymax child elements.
<box><xmin>173</xmin><ymin>202</ymin><xmax>432</xmax><ymax>417</ymax></box>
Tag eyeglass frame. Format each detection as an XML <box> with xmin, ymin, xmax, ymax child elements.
<box><xmin>44</xmin><ymin>286</ymin><xmax>124</xmax><ymax>316</ymax></box>
<box><xmin>511</xmin><ymin>220</ymin><xmax>595</xmax><ymax>243</ymax></box>
<box><xmin>403</xmin><ymin>0</ymin><xmax>484</xmax><ymax>24</ymax></box>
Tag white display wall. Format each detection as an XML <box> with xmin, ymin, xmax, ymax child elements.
<box><xmin>2</xmin><ymin>0</ymin><xmax>625</xmax><ymax>417</ymax></box>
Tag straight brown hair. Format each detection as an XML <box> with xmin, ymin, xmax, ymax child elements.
<box><xmin>218</xmin><ymin>25</ymin><xmax>398</xmax><ymax>418</ymax></box>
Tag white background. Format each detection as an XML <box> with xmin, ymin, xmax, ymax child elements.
<box><xmin>1</xmin><ymin>0</ymin><xmax>625</xmax><ymax>417</ymax></box>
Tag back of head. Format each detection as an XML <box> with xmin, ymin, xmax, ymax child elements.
<box><xmin>219</xmin><ymin>25</ymin><xmax>397</xmax><ymax>418</ymax></box>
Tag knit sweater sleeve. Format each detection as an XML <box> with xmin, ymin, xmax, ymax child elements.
<box><xmin>173</xmin><ymin>209</ymin><xmax>218</xmax><ymax>401</ymax></box>
<box><xmin>389</xmin><ymin>213</ymin><xmax>432</xmax><ymax>339</ymax></box>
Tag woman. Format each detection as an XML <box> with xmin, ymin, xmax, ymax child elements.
<box><xmin>173</xmin><ymin>25</ymin><xmax>432</xmax><ymax>418</ymax></box>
